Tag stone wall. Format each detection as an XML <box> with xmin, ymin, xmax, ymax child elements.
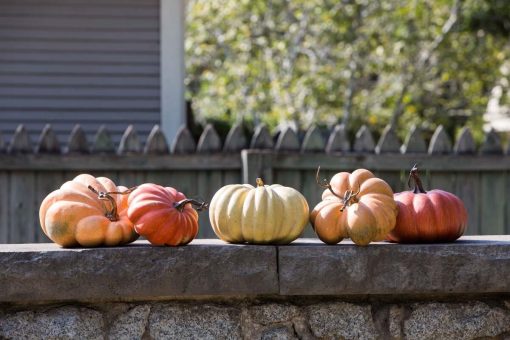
<box><xmin>2</xmin><ymin>299</ymin><xmax>510</xmax><ymax>339</ymax></box>
<box><xmin>1</xmin><ymin>236</ymin><xmax>510</xmax><ymax>339</ymax></box>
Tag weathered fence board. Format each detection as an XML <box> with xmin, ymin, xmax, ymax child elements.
<box><xmin>326</xmin><ymin>124</ymin><xmax>350</xmax><ymax>153</ymax></box>
<box><xmin>298</xmin><ymin>170</ymin><xmax>322</xmax><ymax>238</ymax></box>
<box><xmin>428</xmin><ymin>125</ymin><xmax>452</xmax><ymax>155</ymax></box>
<box><xmin>270</xmin><ymin>153</ymin><xmax>510</xmax><ymax>171</ymax></box>
<box><xmin>223</xmin><ymin>124</ymin><xmax>247</xmax><ymax>152</ymax></box>
<box><xmin>454</xmin><ymin>127</ymin><xmax>476</xmax><ymax>155</ymax></box>
<box><xmin>376</xmin><ymin>125</ymin><xmax>401</xmax><ymax>154</ymax></box>
<box><xmin>92</xmin><ymin>125</ymin><xmax>115</xmax><ymax>153</ymax></box>
<box><xmin>117</xmin><ymin>125</ymin><xmax>141</xmax><ymax>155</ymax></box>
<box><xmin>402</xmin><ymin>125</ymin><xmax>427</xmax><ymax>154</ymax></box>
<box><xmin>9</xmin><ymin>172</ymin><xmax>36</xmax><ymax>243</ymax></box>
<box><xmin>35</xmin><ymin>171</ymin><xmax>63</xmax><ymax>242</ymax></box>
<box><xmin>301</xmin><ymin>125</ymin><xmax>325</xmax><ymax>153</ymax></box>
<box><xmin>0</xmin><ymin>123</ymin><xmax>509</xmax><ymax>243</ymax></box>
<box><xmin>242</xmin><ymin>151</ymin><xmax>273</xmax><ymax>184</ymax></box>
<box><xmin>117</xmin><ymin>171</ymin><xmax>146</xmax><ymax>188</ymax></box>
<box><xmin>429</xmin><ymin>171</ymin><xmax>456</xmax><ymax>194</ymax></box>
<box><xmin>376</xmin><ymin>170</ymin><xmax>405</xmax><ymax>193</ymax></box>
<box><xmin>455</xmin><ymin>172</ymin><xmax>480</xmax><ymax>235</ymax></box>
<box><xmin>36</xmin><ymin>124</ymin><xmax>61</xmax><ymax>154</ymax></box>
<box><xmin>67</xmin><ymin>124</ymin><xmax>89</xmax><ymax>154</ymax></box>
<box><xmin>144</xmin><ymin>125</ymin><xmax>169</xmax><ymax>155</ymax></box>
<box><xmin>480</xmin><ymin>172</ymin><xmax>506</xmax><ymax>235</ymax></box>
<box><xmin>222</xmin><ymin>170</ymin><xmax>242</xmax><ymax>186</ymax></box>
<box><xmin>507</xmin><ymin>172</ymin><xmax>510</xmax><ymax>234</ymax></box>
<box><xmin>0</xmin><ymin>154</ymin><xmax>242</xmax><ymax>171</ymax></box>
<box><xmin>353</xmin><ymin>125</ymin><xmax>375</xmax><ymax>153</ymax></box>
<box><xmin>0</xmin><ymin>172</ymin><xmax>8</xmax><ymax>243</ymax></box>
<box><xmin>196</xmin><ymin>170</ymin><xmax>222</xmax><ymax>238</ymax></box>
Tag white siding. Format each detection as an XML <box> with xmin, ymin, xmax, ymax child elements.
<box><xmin>0</xmin><ymin>0</ymin><xmax>160</xmax><ymax>147</ymax></box>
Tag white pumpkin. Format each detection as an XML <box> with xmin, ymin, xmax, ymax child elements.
<box><xmin>209</xmin><ymin>178</ymin><xmax>309</xmax><ymax>244</ymax></box>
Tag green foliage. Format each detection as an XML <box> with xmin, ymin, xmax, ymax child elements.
<box><xmin>186</xmin><ymin>0</ymin><xmax>510</xmax><ymax>141</ymax></box>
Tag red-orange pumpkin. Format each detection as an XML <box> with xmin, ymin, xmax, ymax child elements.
<box><xmin>387</xmin><ymin>166</ymin><xmax>467</xmax><ymax>243</ymax></box>
<box><xmin>127</xmin><ymin>183</ymin><xmax>206</xmax><ymax>246</ymax></box>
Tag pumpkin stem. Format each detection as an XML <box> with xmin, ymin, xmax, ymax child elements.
<box><xmin>173</xmin><ymin>198</ymin><xmax>209</xmax><ymax>213</ymax></box>
<box><xmin>315</xmin><ymin>166</ymin><xmax>343</xmax><ymax>199</ymax></box>
<box><xmin>408</xmin><ymin>164</ymin><xmax>427</xmax><ymax>194</ymax></box>
<box><xmin>88</xmin><ymin>185</ymin><xmax>136</xmax><ymax>221</ymax></box>
<box><xmin>339</xmin><ymin>183</ymin><xmax>361</xmax><ymax>212</ymax></box>
<box><xmin>256</xmin><ymin>178</ymin><xmax>264</xmax><ymax>187</ymax></box>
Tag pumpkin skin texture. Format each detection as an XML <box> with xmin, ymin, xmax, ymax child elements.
<box><xmin>310</xmin><ymin>169</ymin><xmax>397</xmax><ymax>246</ymax></box>
<box><xmin>209</xmin><ymin>179</ymin><xmax>309</xmax><ymax>244</ymax></box>
<box><xmin>127</xmin><ymin>183</ymin><xmax>203</xmax><ymax>246</ymax></box>
<box><xmin>39</xmin><ymin>174</ymin><xmax>138</xmax><ymax>247</ymax></box>
<box><xmin>387</xmin><ymin>167</ymin><xmax>467</xmax><ymax>243</ymax></box>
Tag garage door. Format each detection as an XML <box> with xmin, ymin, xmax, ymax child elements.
<box><xmin>0</xmin><ymin>0</ymin><xmax>160</xmax><ymax>148</ymax></box>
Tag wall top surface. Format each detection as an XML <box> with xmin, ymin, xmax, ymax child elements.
<box><xmin>1</xmin><ymin>236</ymin><xmax>509</xmax><ymax>303</ymax></box>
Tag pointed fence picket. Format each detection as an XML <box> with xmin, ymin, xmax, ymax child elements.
<box><xmin>454</xmin><ymin>127</ymin><xmax>476</xmax><ymax>155</ymax></box>
<box><xmin>326</xmin><ymin>124</ymin><xmax>350</xmax><ymax>153</ymax></box>
<box><xmin>92</xmin><ymin>125</ymin><xmax>115</xmax><ymax>153</ymax></box>
<box><xmin>401</xmin><ymin>125</ymin><xmax>427</xmax><ymax>154</ymax></box>
<box><xmin>171</xmin><ymin>126</ymin><xmax>196</xmax><ymax>154</ymax></box>
<box><xmin>8</xmin><ymin>125</ymin><xmax>32</xmax><ymax>154</ymax></box>
<box><xmin>250</xmin><ymin>124</ymin><xmax>273</xmax><ymax>149</ymax></box>
<box><xmin>353</xmin><ymin>125</ymin><xmax>375</xmax><ymax>153</ymax></box>
<box><xmin>67</xmin><ymin>125</ymin><xmax>89</xmax><ymax>154</ymax></box>
<box><xmin>36</xmin><ymin>124</ymin><xmax>60</xmax><ymax>154</ymax></box>
<box><xmin>144</xmin><ymin>125</ymin><xmax>169</xmax><ymax>155</ymax></box>
<box><xmin>197</xmin><ymin>124</ymin><xmax>222</xmax><ymax>153</ymax></box>
<box><xmin>223</xmin><ymin>124</ymin><xmax>247</xmax><ymax>152</ymax></box>
<box><xmin>0</xmin><ymin>122</ymin><xmax>509</xmax><ymax>243</ymax></box>
<box><xmin>117</xmin><ymin>125</ymin><xmax>141</xmax><ymax>155</ymax></box>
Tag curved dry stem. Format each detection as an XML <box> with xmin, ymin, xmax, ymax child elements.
<box><xmin>87</xmin><ymin>185</ymin><xmax>136</xmax><ymax>221</ymax></box>
<box><xmin>106</xmin><ymin>186</ymin><xmax>137</xmax><ymax>196</ymax></box>
<box><xmin>173</xmin><ymin>198</ymin><xmax>209</xmax><ymax>212</ymax></box>
<box><xmin>339</xmin><ymin>182</ymin><xmax>360</xmax><ymax>212</ymax></box>
<box><xmin>315</xmin><ymin>166</ymin><xmax>342</xmax><ymax>199</ymax></box>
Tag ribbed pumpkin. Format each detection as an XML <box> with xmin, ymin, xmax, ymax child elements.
<box><xmin>209</xmin><ymin>179</ymin><xmax>309</xmax><ymax>244</ymax></box>
<box><xmin>127</xmin><ymin>183</ymin><xmax>206</xmax><ymax>246</ymax></box>
<box><xmin>39</xmin><ymin>174</ymin><xmax>138</xmax><ymax>247</ymax></box>
<box><xmin>311</xmin><ymin>168</ymin><xmax>398</xmax><ymax>246</ymax></box>
<box><xmin>387</xmin><ymin>165</ymin><xmax>467</xmax><ymax>243</ymax></box>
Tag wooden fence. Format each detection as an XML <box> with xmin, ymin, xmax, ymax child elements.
<box><xmin>0</xmin><ymin>122</ymin><xmax>509</xmax><ymax>243</ymax></box>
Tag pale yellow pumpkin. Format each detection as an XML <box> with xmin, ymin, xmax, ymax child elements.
<box><xmin>209</xmin><ymin>179</ymin><xmax>309</xmax><ymax>244</ymax></box>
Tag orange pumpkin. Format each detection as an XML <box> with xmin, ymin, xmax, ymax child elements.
<box><xmin>39</xmin><ymin>174</ymin><xmax>138</xmax><ymax>247</ymax></box>
<box><xmin>127</xmin><ymin>183</ymin><xmax>206</xmax><ymax>246</ymax></box>
<box><xmin>387</xmin><ymin>165</ymin><xmax>467</xmax><ymax>243</ymax></box>
<box><xmin>310</xmin><ymin>168</ymin><xmax>398</xmax><ymax>246</ymax></box>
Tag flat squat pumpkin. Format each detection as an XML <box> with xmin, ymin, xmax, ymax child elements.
<box><xmin>209</xmin><ymin>178</ymin><xmax>309</xmax><ymax>244</ymax></box>
<box><xmin>39</xmin><ymin>174</ymin><xmax>138</xmax><ymax>247</ymax></box>
<box><xmin>311</xmin><ymin>168</ymin><xmax>398</xmax><ymax>246</ymax></box>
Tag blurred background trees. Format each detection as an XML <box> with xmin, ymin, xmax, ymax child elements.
<box><xmin>185</xmin><ymin>0</ymin><xmax>510</xmax><ymax>143</ymax></box>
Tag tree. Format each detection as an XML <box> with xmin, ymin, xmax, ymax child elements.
<box><xmin>185</xmin><ymin>0</ymin><xmax>510</xmax><ymax>141</ymax></box>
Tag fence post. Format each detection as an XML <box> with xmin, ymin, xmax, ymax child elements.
<box><xmin>241</xmin><ymin>150</ymin><xmax>274</xmax><ymax>185</ymax></box>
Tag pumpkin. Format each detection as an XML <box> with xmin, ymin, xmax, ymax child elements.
<box><xmin>209</xmin><ymin>178</ymin><xmax>309</xmax><ymax>244</ymax></box>
<box><xmin>387</xmin><ymin>165</ymin><xmax>467</xmax><ymax>243</ymax></box>
<box><xmin>39</xmin><ymin>174</ymin><xmax>138</xmax><ymax>247</ymax></box>
<box><xmin>127</xmin><ymin>183</ymin><xmax>206</xmax><ymax>246</ymax></box>
<box><xmin>310</xmin><ymin>167</ymin><xmax>398</xmax><ymax>246</ymax></box>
